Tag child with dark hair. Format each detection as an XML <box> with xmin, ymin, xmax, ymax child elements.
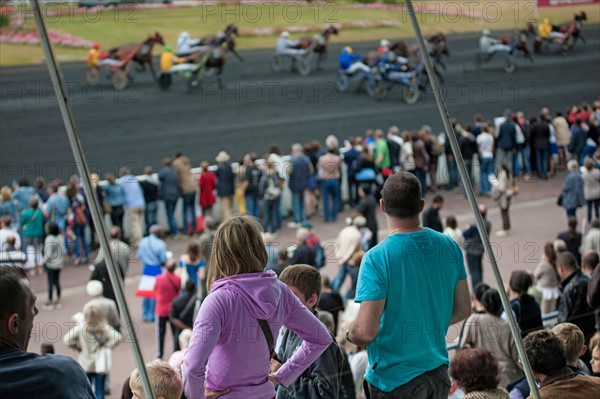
<box><xmin>509</xmin><ymin>270</ymin><xmax>543</xmax><ymax>337</ymax></box>
<box><xmin>275</xmin><ymin>265</ymin><xmax>344</xmax><ymax>399</ymax></box>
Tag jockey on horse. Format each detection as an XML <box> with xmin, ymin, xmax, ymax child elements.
<box><xmin>87</xmin><ymin>43</ymin><xmax>122</xmax><ymax>69</ymax></box>
<box><xmin>276</xmin><ymin>31</ymin><xmax>307</xmax><ymax>56</ymax></box>
<box><xmin>480</xmin><ymin>29</ymin><xmax>512</xmax><ymax>55</ymax></box>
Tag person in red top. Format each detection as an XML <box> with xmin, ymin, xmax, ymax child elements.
<box><xmin>198</xmin><ymin>161</ymin><xmax>217</xmax><ymax>218</ymax></box>
<box><xmin>154</xmin><ymin>259</ymin><xmax>181</xmax><ymax>359</ymax></box>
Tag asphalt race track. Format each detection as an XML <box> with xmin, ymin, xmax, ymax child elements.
<box><xmin>1</xmin><ymin>27</ymin><xmax>599</xmax><ymax>184</ymax></box>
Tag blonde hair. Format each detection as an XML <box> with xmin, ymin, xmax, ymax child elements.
<box><xmin>129</xmin><ymin>360</ymin><xmax>183</xmax><ymax>399</ymax></box>
<box><xmin>551</xmin><ymin>323</ymin><xmax>585</xmax><ymax>364</ymax></box>
<box><xmin>207</xmin><ymin>215</ymin><xmax>267</xmax><ymax>290</ymax></box>
<box><xmin>0</xmin><ymin>186</ymin><xmax>12</xmax><ymax>202</ymax></box>
<box><xmin>590</xmin><ymin>332</ymin><xmax>600</xmax><ymax>352</ymax></box>
<box><xmin>83</xmin><ymin>305</ymin><xmax>105</xmax><ymax>337</ymax></box>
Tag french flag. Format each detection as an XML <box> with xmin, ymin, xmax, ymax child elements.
<box><xmin>135</xmin><ymin>265</ymin><xmax>162</xmax><ymax>298</ymax></box>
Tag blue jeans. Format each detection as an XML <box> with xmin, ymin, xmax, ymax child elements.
<box><xmin>522</xmin><ymin>145</ymin><xmax>532</xmax><ymax>174</ymax></box>
<box><xmin>73</xmin><ymin>224</ymin><xmax>89</xmax><ymax>258</ymax></box>
<box><xmin>144</xmin><ymin>200</ymin><xmax>158</xmax><ymax>235</ymax></box>
<box><xmin>513</xmin><ymin>149</ymin><xmax>523</xmax><ymax>177</ymax></box>
<box><xmin>142</xmin><ymin>297</ymin><xmax>156</xmax><ymax>321</ymax></box>
<box><xmin>479</xmin><ymin>157</ymin><xmax>494</xmax><ymax>195</ymax></box>
<box><xmin>262</xmin><ymin>199</ymin><xmax>280</xmax><ymax>233</ymax></box>
<box><xmin>461</xmin><ymin>160</ymin><xmax>474</xmax><ymax>197</ymax></box>
<box><xmin>182</xmin><ymin>192</ymin><xmax>196</xmax><ymax>234</ymax></box>
<box><xmin>566</xmin><ymin>208</ymin><xmax>577</xmax><ymax>218</ymax></box>
<box><xmin>321</xmin><ymin>179</ymin><xmax>340</xmax><ymax>222</ymax></box>
<box><xmin>413</xmin><ymin>168</ymin><xmax>427</xmax><ymax>197</ymax></box>
<box><xmin>331</xmin><ymin>263</ymin><xmax>349</xmax><ymax>293</ymax></box>
<box><xmin>582</xmin><ymin>145</ymin><xmax>597</xmax><ymax>165</ymax></box>
<box><xmin>291</xmin><ymin>191</ymin><xmax>305</xmax><ymax>223</ymax></box>
<box><xmin>245</xmin><ymin>195</ymin><xmax>260</xmax><ymax>218</ymax></box>
<box><xmin>164</xmin><ymin>200</ymin><xmax>178</xmax><ymax>236</ymax></box>
<box><xmin>466</xmin><ymin>253</ymin><xmax>483</xmax><ymax>291</ymax></box>
<box><xmin>87</xmin><ymin>373</ymin><xmax>107</xmax><ymax>399</ymax></box>
<box><xmin>536</xmin><ymin>149</ymin><xmax>549</xmax><ymax>179</ymax></box>
<box><xmin>446</xmin><ymin>158</ymin><xmax>459</xmax><ymax>189</ymax></box>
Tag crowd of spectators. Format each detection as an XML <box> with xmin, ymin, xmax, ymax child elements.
<box><xmin>1</xmin><ymin>100</ymin><xmax>600</xmax><ymax>399</ymax></box>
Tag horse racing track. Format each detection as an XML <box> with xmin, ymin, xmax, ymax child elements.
<box><xmin>1</xmin><ymin>26</ymin><xmax>599</xmax><ymax>185</ymax></box>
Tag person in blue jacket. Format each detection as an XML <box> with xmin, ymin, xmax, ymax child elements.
<box><xmin>339</xmin><ymin>47</ymin><xmax>370</xmax><ymax>75</ymax></box>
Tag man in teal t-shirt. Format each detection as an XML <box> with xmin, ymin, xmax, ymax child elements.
<box><xmin>346</xmin><ymin>172</ymin><xmax>471</xmax><ymax>398</ymax></box>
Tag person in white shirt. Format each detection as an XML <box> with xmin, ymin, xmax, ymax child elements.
<box><xmin>479</xmin><ymin>29</ymin><xmax>511</xmax><ymax>54</ymax></box>
<box><xmin>276</xmin><ymin>31</ymin><xmax>305</xmax><ymax>56</ymax></box>
<box><xmin>177</xmin><ymin>31</ymin><xmax>206</xmax><ymax>55</ymax></box>
<box><xmin>476</xmin><ymin>125</ymin><xmax>495</xmax><ymax>197</ymax></box>
<box><xmin>0</xmin><ymin>216</ymin><xmax>21</xmax><ymax>250</ymax></box>
<box><xmin>443</xmin><ymin>215</ymin><xmax>464</xmax><ymax>247</ymax></box>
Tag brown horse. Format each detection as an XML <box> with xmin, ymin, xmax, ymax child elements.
<box><xmin>499</xmin><ymin>27</ymin><xmax>534</xmax><ymax>62</ymax></box>
<box><xmin>108</xmin><ymin>32</ymin><xmax>165</xmax><ymax>80</ymax></box>
<box><xmin>296</xmin><ymin>25</ymin><xmax>339</xmax><ymax>68</ymax></box>
<box><xmin>427</xmin><ymin>32</ymin><xmax>450</xmax><ymax>69</ymax></box>
<box><xmin>185</xmin><ymin>43</ymin><xmax>229</xmax><ymax>89</ymax></box>
<box><xmin>388</xmin><ymin>39</ymin><xmax>446</xmax><ymax>82</ymax></box>
<box><xmin>557</xmin><ymin>11</ymin><xmax>587</xmax><ymax>48</ymax></box>
<box><xmin>199</xmin><ymin>24</ymin><xmax>243</xmax><ymax>62</ymax></box>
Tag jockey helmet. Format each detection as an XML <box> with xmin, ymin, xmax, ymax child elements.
<box><xmin>281</xmin><ymin>31</ymin><xmax>290</xmax><ymax>38</ymax></box>
<box><xmin>482</xmin><ymin>29</ymin><xmax>490</xmax><ymax>36</ymax></box>
<box><xmin>380</xmin><ymin>39</ymin><xmax>390</xmax><ymax>47</ymax></box>
<box><xmin>343</xmin><ymin>46</ymin><xmax>353</xmax><ymax>54</ymax></box>
<box><xmin>164</xmin><ymin>44</ymin><xmax>173</xmax><ymax>52</ymax></box>
<box><xmin>92</xmin><ymin>42</ymin><xmax>100</xmax><ymax>49</ymax></box>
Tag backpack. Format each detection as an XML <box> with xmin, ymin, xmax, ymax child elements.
<box><xmin>431</xmin><ymin>136</ymin><xmax>443</xmax><ymax>156</ymax></box>
<box><xmin>73</xmin><ymin>198</ymin><xmax>87</xmax><ymax>226</ymax></box>
<box><xmin>264</xmin><ymin>175</ymin><xmax>281</xmax><ymax>201</ymax></box>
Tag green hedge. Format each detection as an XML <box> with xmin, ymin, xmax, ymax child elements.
<box><xmin>0</xmin><ymin>13</ymin><xmax>10</xmax><ymax>29</ymax></box>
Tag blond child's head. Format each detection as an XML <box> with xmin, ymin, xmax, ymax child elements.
<box><xmin>129</xmin><ymin>360</ymin><xmax>183</xmax><ymax>399</ymax></box>
<box><xmin>551</xmin><ymin>323</ymin><xmax>586</xmax><ymax>366</ymax></box>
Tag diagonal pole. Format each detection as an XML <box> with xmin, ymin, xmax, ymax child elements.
<box><xmin>29</xmin><ymin>1</ymin><xmax>154</xmax><ymax>398</ymax></box>
<box><xmin>404</xmin><ymin>1</ymin><xmax>540</xmax><ymax>398</ymax></box>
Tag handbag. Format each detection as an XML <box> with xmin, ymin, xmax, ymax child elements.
<box><xmin>95</xmin><ymin>346</ymin><xmax>111</xmax><ymax>374</ymax></box>
<box><xmin>556</xmin><ymin>193</ymin><xmax>563</xmax><ymax>207</ymax></box>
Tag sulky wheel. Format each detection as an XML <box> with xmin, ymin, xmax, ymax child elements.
<box><xmin>112</xmin><ymin>69</ymin><xmax>128</xmax><ymax>90</ymax></box>
<box><xmin>86</xmin><ymin>68</ymin><xmax>100</xmax><ymax>85</ymax></box>
<box><xmin>158</xmin><ymin>73</ymin><xmax>172</xmax><ymax>90</ymax></box>
<box><xmin>337</xmin><ymin>70</ymin><xmax>349</xmax><ymax>92</ymax></box>
<box><xmin>270</xmin><ymin>54</ymin><xmax>284</xmax><ymax>72</ymax></box>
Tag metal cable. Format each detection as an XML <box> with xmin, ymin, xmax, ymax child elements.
<box><xmin>405</xmin><ymin>1</ymin><xmax>540</xmax><ymax>397</ymax></box>
<box><xmin>29</xmin><ymin>1</ymin><xmax>155</xmax><ymax>397</ymax></box>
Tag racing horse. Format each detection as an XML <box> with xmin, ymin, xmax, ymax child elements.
<box><xmin>499</xmin><ymin>26</ymin><xmax>534</xmax><ymax>62</ymax></box>
<box><xmin>296</xmin><ymin>25</ymin><xmax>339</xmax><ymax>69</ymax></box>
<box><xmin>427</xmin><ymin>32</ymin><xmax>450</xmax><ymax>69</ymax></box>
<box><xmin>533</xmin><ymin>12</ymin><xmax>587</xmax><ymax>53</ymax></box>
<box><xmin>388</xmin><ymin>39</ymin><xmax>446</xmax><ymax>83</ymax></box>
<box><xmin>555</xmin><ymin>11</ymin><xmax>587</xmax><ymax>49</ymax></box>
<box><xmin>108</xmin><ymin>32</ymin><xmax>165</xmax><ymax>81</ymax></box>
<box><xmin>198</xmin><ymin>24</ymin><xmax>244</xmax><ymax>62</ymax></box>
<box><xmin>184</xmin><ymin>43</ymin><xmax>230</xmax><ymax>89</ymax></box>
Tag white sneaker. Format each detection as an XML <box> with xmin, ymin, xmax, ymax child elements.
<box><xmin>287</xmin><ymin>222</ymin><xmax>299</xmax><ymax>229</ymax></box>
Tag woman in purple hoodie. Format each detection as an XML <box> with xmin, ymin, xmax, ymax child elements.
<box><xmin>183</xmin><ymin>215</ymin><xmax>332</xmax><ymax>399</ymax></box>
